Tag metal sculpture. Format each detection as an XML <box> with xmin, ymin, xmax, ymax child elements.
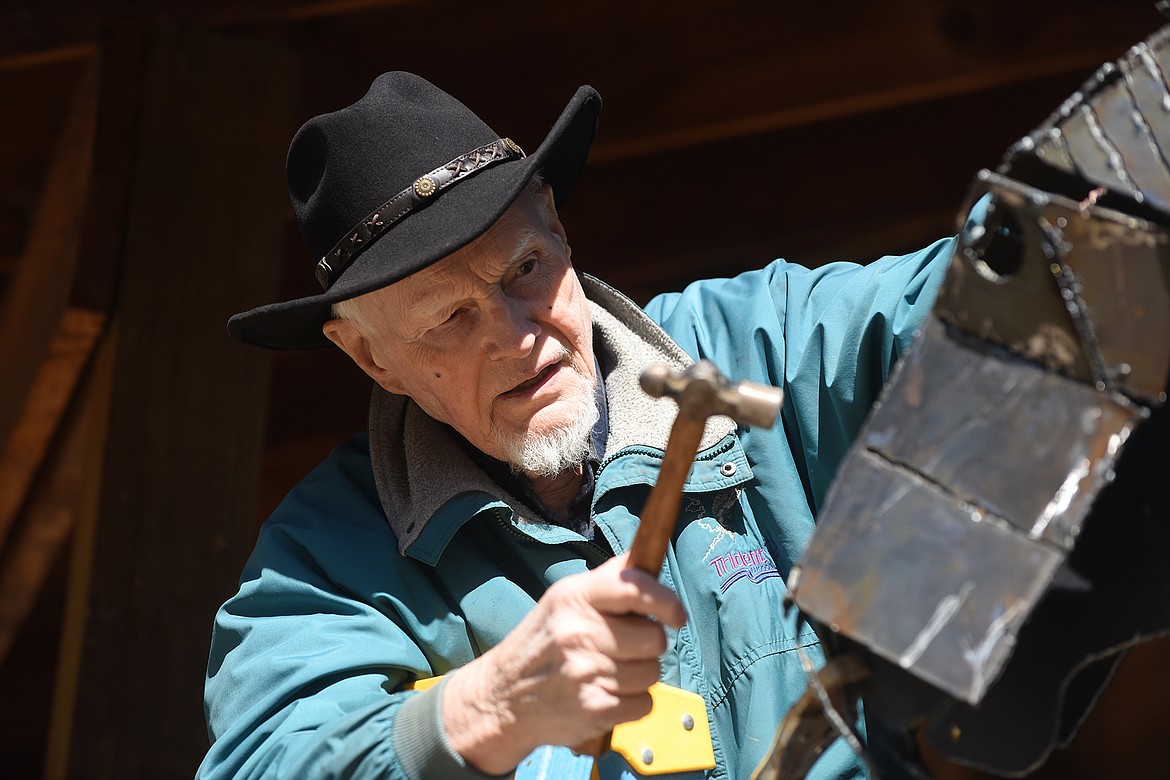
<box><xmin>766</xmin><ymin>19</ymin><xmax>1170</xmax><ymax>779</ymax></box>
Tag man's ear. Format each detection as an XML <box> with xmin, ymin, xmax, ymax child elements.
<box><xmin>322</xmin><ymin>318</ymin><xmax>407</xmax><ymax>395</ymax></box>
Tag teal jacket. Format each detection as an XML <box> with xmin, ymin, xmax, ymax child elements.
<box><xmin>200</xmin><ymin>240</ymin><xmax>953</xmax><ymax>780</ymax></box>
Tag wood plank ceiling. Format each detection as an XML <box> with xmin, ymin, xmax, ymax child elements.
<box><xmin>0</xmin><ymin>0</ymin><xmax>1167</xmax><ymax>776</ymax></box>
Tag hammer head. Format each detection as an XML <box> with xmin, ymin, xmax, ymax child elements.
<box><xmin>639</xmin><ymin>360</ymin><xmax>783</xmax><ymax>428</ymax></box>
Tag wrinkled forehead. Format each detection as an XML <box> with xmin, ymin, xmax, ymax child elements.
<box><xmin>379</xmin><ymin>190</ymin><xmax>551</xmax><ymax>317</ymax></box>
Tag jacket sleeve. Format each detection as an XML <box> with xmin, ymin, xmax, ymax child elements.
<box><xmin>643</xmin><ymin>235</ymin><xmax>956</xmax><ymax>509</ymax></box>
<box><xmin>198</xmin><ymin>437</ymin><xmax>502</xmax><ymax>780</ymax></box>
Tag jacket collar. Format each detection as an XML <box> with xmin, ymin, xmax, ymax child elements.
<box><xmin>368</xmin><ymin>273</ymin><xmax>737</xmax><ymax>559</ymax></box>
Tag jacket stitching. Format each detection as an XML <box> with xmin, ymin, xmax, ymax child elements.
<box><xmin>708</xmin><ymin>633</ymin><xmax>821</xmax><ymax>710</ymax></box>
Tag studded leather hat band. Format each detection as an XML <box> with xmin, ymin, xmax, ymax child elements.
<box><xmin>314</xmin><ymin>137</ymin><xmax>526</xmax><ymax>290</ymax></box>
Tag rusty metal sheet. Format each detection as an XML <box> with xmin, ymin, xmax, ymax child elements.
<box><xmin>865</xmin><ymin>320</ymin><xmax>1144</xmax><ymax>549</ymax></box>
<box><xmin>1055</xmin><ymin>200</ymin><xmax>1170</xmax><ymax>404</ymax></box>
<box><xmin>1022</xmin><ymin>126</ymin><xmax>1077</xmax><ymax>178</ymax></box>
<box><xmin>917</xmin><ymin>400</ymin><xmax>1170</xmax><ymax>774</ymax></box>
<box><xmin>939</xmin><ymin>171</ymin><xmax>1170</xmax><ymax>404</ymax></box>
<box><xmin>1005</xmin><ymin>26</ymin><xmax>1170</xmax><ymax>216</ymax></box>
<box><xmin>780</xmin><ymin>22</ymin><xmax>1170</xmax><ymax>778</ymax></box>
<box><xmin>792</xmin><ymin>171</ymin><xmax>1166</xmax><ymax>710</ymax></box>
<box><xmin>1095</xmin><ymin>58</ymin><xmax>1170</xmax><ymax>207</ymax></box>
<box><xmin>934</xmin><ymin>181</ymin><xmax>1094</xmax><ymax>382</ymax></box>
<box><xmin>791</xmin><ymin>320</ymin><xmax>1142</xmax><ymax>704</ymax></box>
<box><xmin>1125</xmin><ymin>37</ymin><xmax>1170</xmax><ymax>205</ymax></box>
<box><xmin>1060</xmin><ymin>92</ymin><xmax>1143</xmax><ymax>203</ymax></box>
<box><xmin>792</xmin><ymin>448</ymin><xmax>1065</xmax><ymax>705</ymax></box>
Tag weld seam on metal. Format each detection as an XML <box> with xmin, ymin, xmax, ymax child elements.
<box><xmin>1049</xmin><ymin>258</ymin><xmax>1111</xmax><ymax>390</ymax></box>
<box><xmin>939</xmin><ymin>319</ymin><xmax>1151</xmax><ymax>411</ymax></box>
<box><xmin>793</xmin><ymin>635</ymin><xmax>877</xmax><ymax>776</ymax></box>
<box><xmin>1132</xmin><ymin>39</ymin><xmax>1170</xmax><ymax>185</ymax></box>
<box><xmin>961</xmin><ymin>597</ymin><xmax>1032</xmax><ymax>701</ymax></box>
<box><xmin>1134</xmin><ymin>39</ymin><xmax>1170</xmax><ymax>110</ymax></box>
<box><xmin>1080</xmin><ymin>103</ymin><xmax>1140</xmax><ymax>198</ymax></box>
<box><xmin>856</xmin><ymin>447</ymin><xmax>1064</xmax><ymax>553</ymax></box>
<box><xmin>1122</xmin><ymin>48</ymin><xmax>1170</xmax><ymax>182</ymax></box>
<box><xmin>1052</xmin><ymin>125</ymin><xmax>1082</xmax><ymax>179</ymax></box>
<box><xmin>898</xmin><ymin>581</ymin><xmax>975</xmax><ymax>668</ymax></box>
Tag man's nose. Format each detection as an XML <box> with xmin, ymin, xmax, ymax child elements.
<box><xmin>482</xmin><ymin>291</ymin><xmax>539</xmax><ymax>360</ymax></box>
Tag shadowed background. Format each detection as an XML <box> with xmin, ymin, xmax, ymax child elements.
<box><xmin>0</xmin><ymin>1</ymin><xmax>1166</xmax><ymax>777</ymax></box>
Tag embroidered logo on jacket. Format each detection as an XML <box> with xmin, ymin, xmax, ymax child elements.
<box><xmin>710</xmin><ymin>547</ymin><xmax>779</xmax><ymax>593</ymax></box>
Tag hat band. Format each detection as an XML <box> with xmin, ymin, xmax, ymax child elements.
<box><xmin>314</xmin><ymin>137</ymin><xmax>526</xmax><ymax>290</ymax></box>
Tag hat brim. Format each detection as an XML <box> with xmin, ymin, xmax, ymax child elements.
<box><xmin>228</xmin><ymin>85</ymin><xmax>601</xmax><ymax>350</ymax></box>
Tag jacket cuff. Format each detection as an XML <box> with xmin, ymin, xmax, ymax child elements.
<box><xmin>391</xmin><ymin>676</ymin><xmax>512</xmax><ymax>780</ymax></box>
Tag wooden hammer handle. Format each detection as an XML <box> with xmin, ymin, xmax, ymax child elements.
<box><xmin>574</xmin><ymin>365</ymin><xmax>779</xmax><ymax>760</ymax></box>
<box><xmin>571</xmin><ymin>416</ymin><xmax>707</xmax><ymax>759</ymax></box>
<box><xmin>627</xmin><ymin>414</ymin><xmax>707</xmax><ymax>574</ymax></box>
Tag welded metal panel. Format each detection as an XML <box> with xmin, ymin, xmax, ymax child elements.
<box><xmin>1005</xmin><ymin>27</ymin><xmax>1170</xmax><ymax>216</ymax></box>
<box><xmin>1125</xmin><ymin>39</ymin><xmax>1170</xmax><ymax>202</ymax></box>
<box><xmin>792</xmin><ymin>318</ymin><xmax>1143</xmax><ymax>703</ymax></box>
<box><xmin>865</xmin><ymin>320</ymin><xmax>1144</xmax><ymax>549</ymax></box>
<box><xmin>1056</xmin><ymin>202</ymin><xmax>1170</xmax><ymax>403</ymax></box>
<box><xmin>1026</xmin><ymin>126</ymin><xmax>1077</xmax><ymax>177</ymax></box>
<box><xmin>792</xmin><ymin>174</ymin><xmax>1165</xmax><ymax>706</ymax></box>
<box><xmin>1061</xmin><ymin>98</ymin><xmax>1142</xmax><ymax>202</ymax></box>
<box><xmin>781</xmin><ymin>22</ymin><xmax>1170</xmax><ymax>778</ymax></box>
<box><xmin>933</xmin><ymin>187</ymin><xmax>1094</xmax><ymax>382</ymax></box>
<box><xmin>793</xmin><ymin>444</ymin><xmax>1066</xmax><ymax>705</ymax></box>
<box><xmin>938</xmin><ymin>171</ymin><xmax>1170</xmax><ymax>404</ymax></box>
<box><xmin>1092</xmin><ymin>62</ymin><xmax>1170</xmax><ymax>206</ymax></box>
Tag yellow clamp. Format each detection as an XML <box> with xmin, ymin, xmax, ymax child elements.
<box><xmin>407</xmin><ymin>677</ymin><xmax>715</xmax><ymax>776</ymax></box>
<box><xmin>407</xmin><ymin>675</ymin><xmax>443</xmax><ymax>692</ymax></box>
<box><xmin>608</xmin><ymin>681</ymin><xmax>715</xmax><ymax>775</ymax></box>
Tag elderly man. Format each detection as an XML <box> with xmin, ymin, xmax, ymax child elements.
<box><xmin>201</xmin><ymin>72</ymin><xmax>959</xmax><ymax>779</ymax></box>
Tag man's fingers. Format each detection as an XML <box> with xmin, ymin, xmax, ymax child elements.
<box><xmin>609</xmin><ymin>689</ymin><xmax>655</xmax><ymax>724</ymax></box>
<box><xmin>463</xmin><ymin>555</ymin><xmax>683</xmax><ymax>761</ymax></box>
<box><xmin>581</xmin><ymin>554</ymin><xmax>687</xmax><ymax>628</ymax></box>
<box><xmin>575</xmin><ymin>686</ymin><xmax>655</xmax><ymax>729</ymax></box>
<box><xmin>569</xmin><ymin>689</ymin><xmax>656</xmax><ymax>756</ymax></box>
<box><xmin>594</xmin><ymin>613</ymin><xmax>668</xmax><ymax>660</ymax></box>
<box><xmin>608</xmin><ymin>658</ymin><xmax>664</xmax><ymax>694</ymax></box>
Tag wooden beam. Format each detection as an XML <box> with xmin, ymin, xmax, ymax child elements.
<box><xmin>0</xmin><ymin>313</ymin><xmax>103</xmax><ymax>665</ymax></box>
<box><xmin>0</xmin><ymin>44</ymin><xmax>97</xmax><ymax>73</ymax></box>
<box><xmin>45</xmin><ymin>324</ymin><xmax>115</xmax><ymax>780</ymax></box>
<box><xmin>275</xmin><ymin>0</ymin><xmax>1156</xmax><ymax>173</ymax></box>
<box><xmin>72</xmin><ymin>21</ymin><xmax>148</xmax><ymax>314</ymax></box>
<box><xmin>47</xmin><ymin>23</ymin><xmax>296</xmax><ymax>778</ymax></box>
<box><xmin>589</xmin><ymin>45</ymin><xmax>1136</xmax><ymax>164</ymax></box>
<box><xmin>0</xmin><ymin>308</ymin><xmax>104</xmax><ymax>554</ymax></box>
<box><xmin>0</xmin><ymin>56</ymin><xmax>99</xmax><ymax>467</ymax></box>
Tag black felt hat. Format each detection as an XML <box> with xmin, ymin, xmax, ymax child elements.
<box><xmin>228</xmin><ymin>72</ymin><xmax>601</xmax><ymax>349</ymax></box>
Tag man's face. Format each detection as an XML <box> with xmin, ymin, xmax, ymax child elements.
<box><xmin>323</xmin><ymin>186</ymin><xmax>597</xmax><ymax>470</ymax></box>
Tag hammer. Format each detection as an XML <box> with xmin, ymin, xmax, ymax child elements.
<box><xmin>628</xmin><ymin>360</ymin><xmax>783</xmax><ymax>574</ymax></box>
<box><xmin>573</xmin><ymin>361</ymin><xmax>783</xmax><ymax>762</ymax></box>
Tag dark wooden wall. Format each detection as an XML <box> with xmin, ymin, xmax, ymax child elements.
<box><xmin>1</xmin><ymin>1</ymin><xmax>1167</xmax><ymax>777</ymax></box>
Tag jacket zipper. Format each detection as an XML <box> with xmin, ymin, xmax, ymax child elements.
<box><xmin>597</xmin><ymin>445</ymin><xmax>662</xmax><ymax>475</ymax></box>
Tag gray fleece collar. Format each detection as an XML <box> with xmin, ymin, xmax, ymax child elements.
<box><xmin>368</xmin><ymin>273</ymin><xmax>736</xmax><ymax>554</ymax></box>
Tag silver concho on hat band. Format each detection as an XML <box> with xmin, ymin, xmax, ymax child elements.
<box><xmin>314</xmin><ymin>137</ymin><xmax>526</xmax><ymax>290</ymax></box>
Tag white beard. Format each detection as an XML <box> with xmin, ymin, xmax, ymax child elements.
<box><xmin>493</xmin><ymin>367</ymin><xmax>600</xmax><ymax>478</ymax></box>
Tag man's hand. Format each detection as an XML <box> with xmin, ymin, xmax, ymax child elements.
<box><xmin>441</xmin><ymin>553</ymin><xmax>687</xmax><ymax>775</ymax></box>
